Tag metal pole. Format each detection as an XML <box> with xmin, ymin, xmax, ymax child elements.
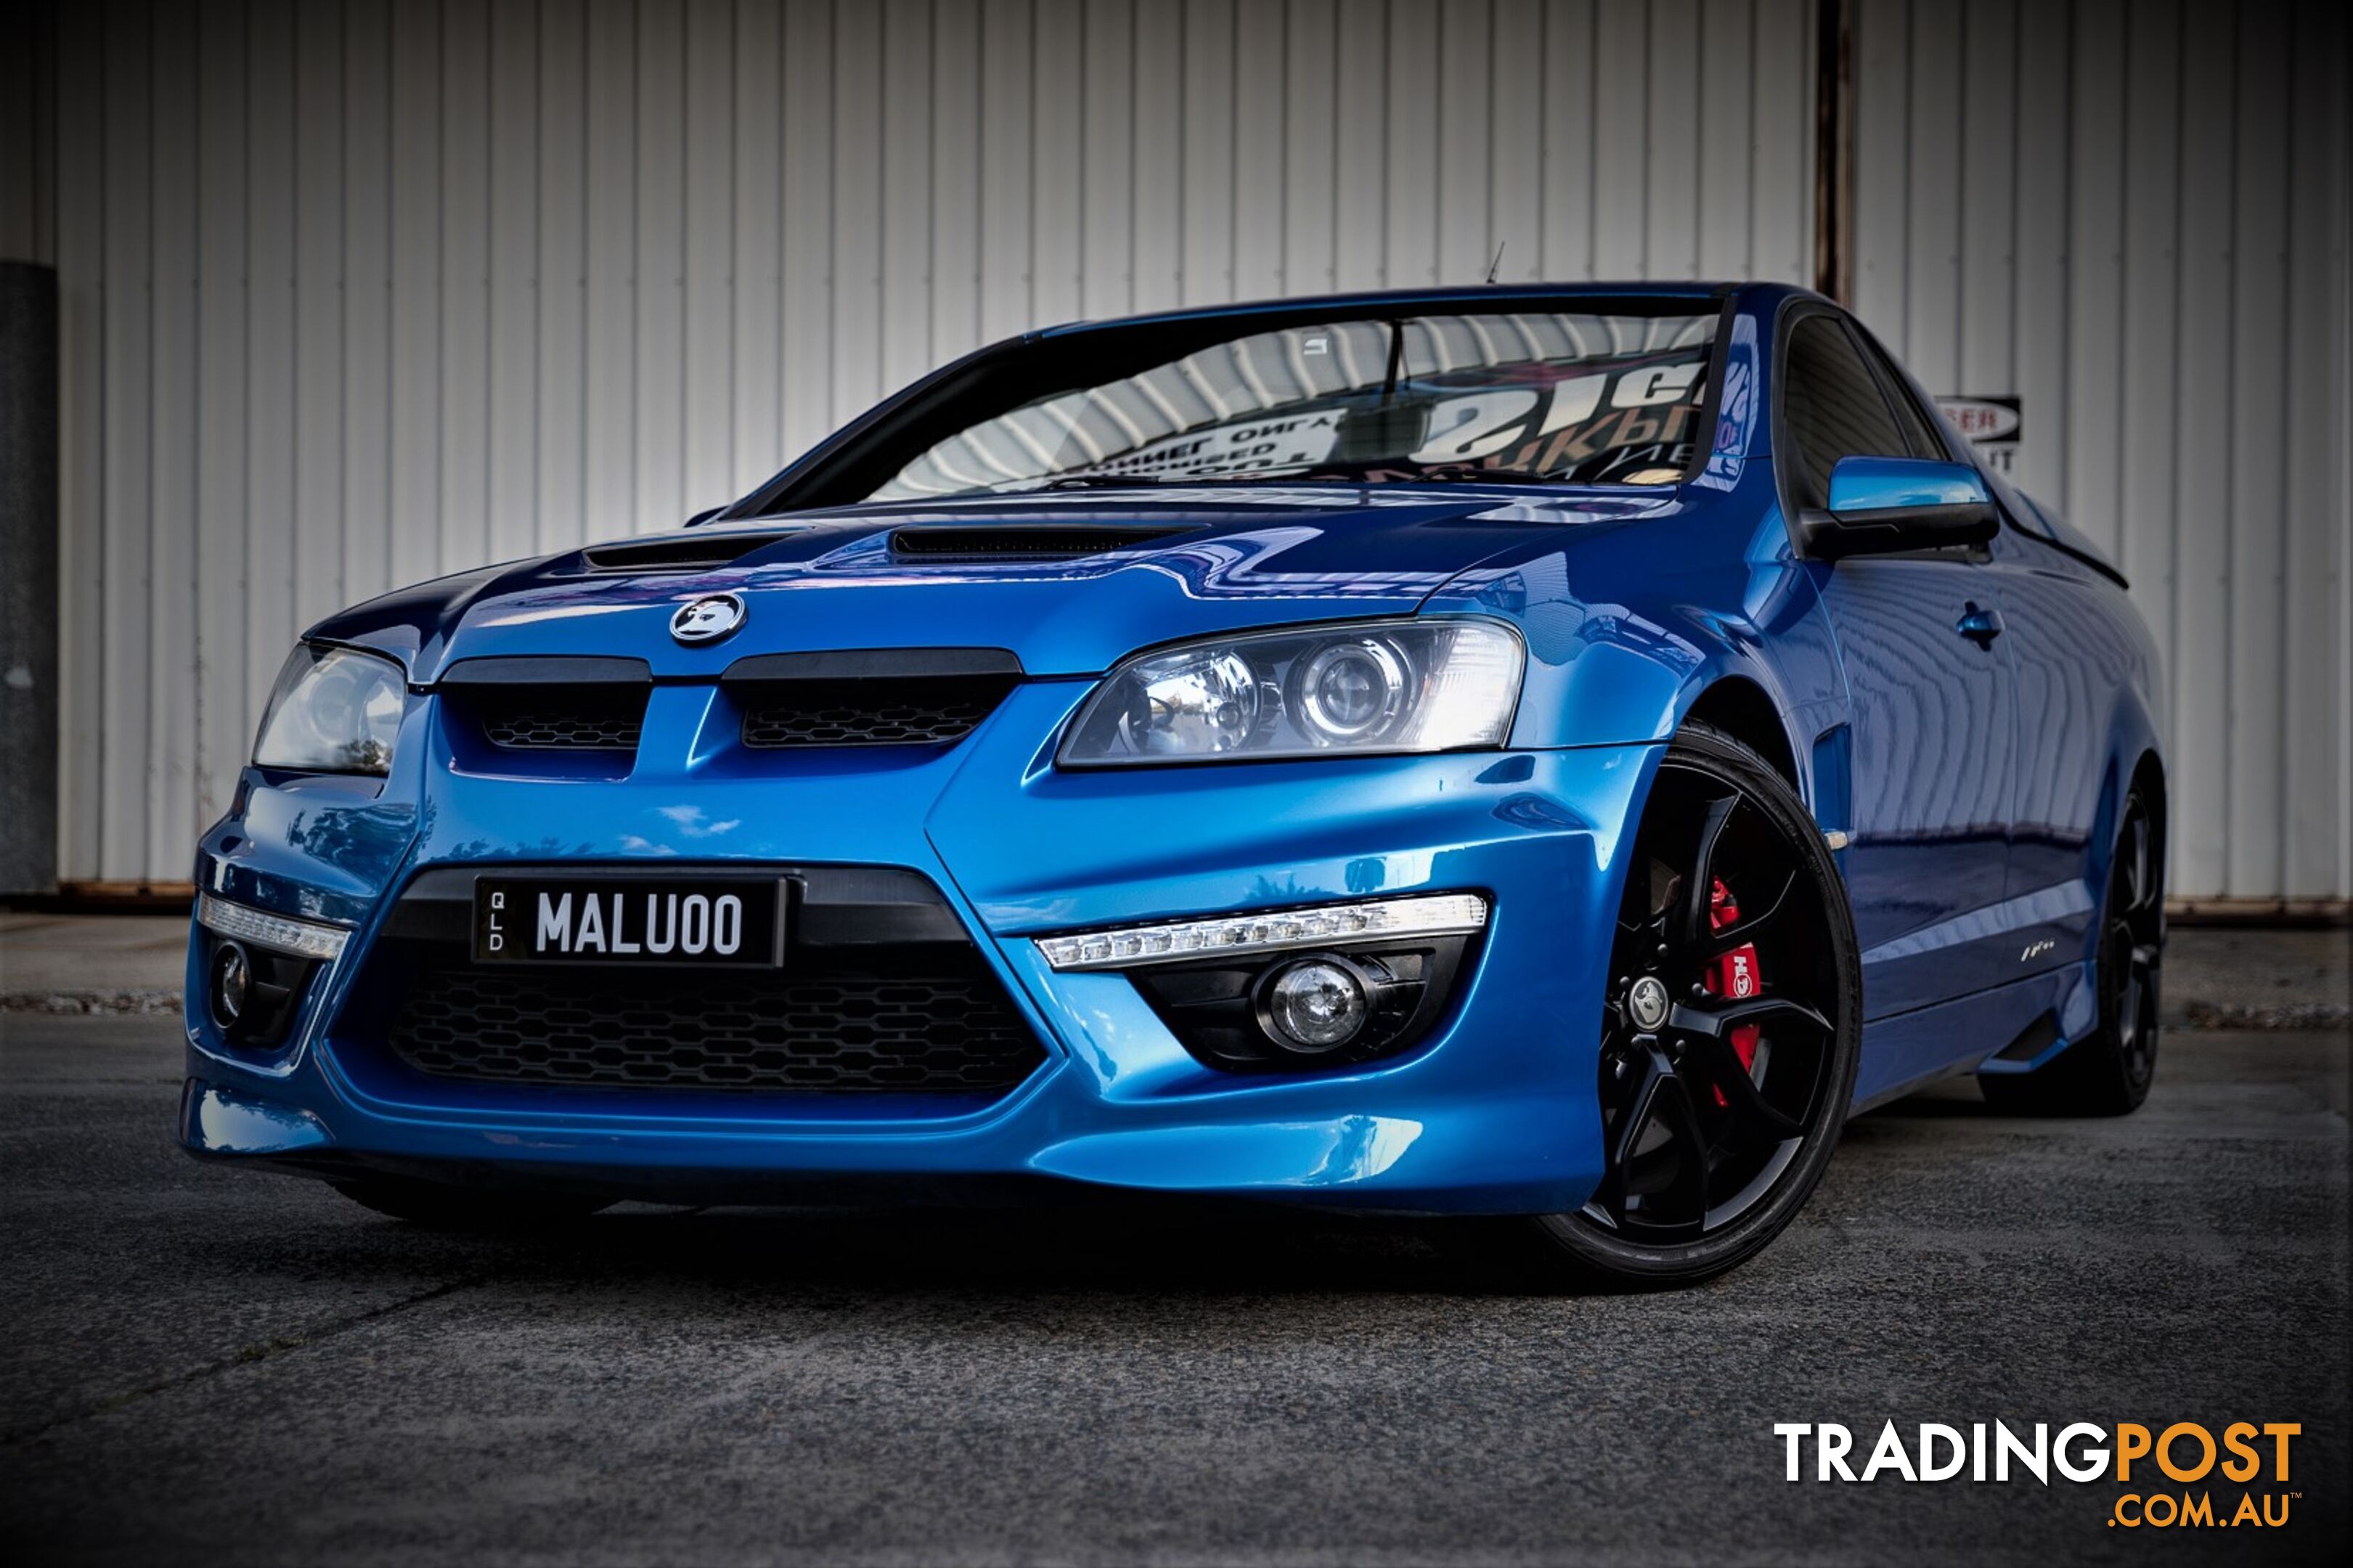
<box><xmin>1</xmin><ymin>260</ymin><xmax>60</xmax><ymax>895</ymax></box>
<box><xmin>1812</xmin><ymin>0</ymin><xmax>1854</xmax><ymax>303</ymax></box>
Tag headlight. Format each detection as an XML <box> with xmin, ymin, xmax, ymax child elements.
<box><xmin>251</xmin><ymin>645</ymin><xmax>407</xmax><ymax>775</ymax></box>
<box><xmin>1059</xmin><ymin>618</ymin><xmax>1523</xmax><ymax>766</ymax></box>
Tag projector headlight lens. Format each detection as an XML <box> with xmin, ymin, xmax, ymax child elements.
<box><xmin>252</xmin><ymin>644</ymin><xmax>407</xmax><ymax>776</ymax></box>
<box><xmin>1296</xmin><ymin>639</ymin><xmax>1408</xmax><ymax>743</ymax></box>
<box><xmin>1059</xmin><ymin>618</ymin><xmax>1522</xmax><ymax>766</ymax></box>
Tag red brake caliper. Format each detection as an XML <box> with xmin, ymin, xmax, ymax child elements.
<box><xmin>1704</xmin><ymin>878</ymin><xmax>1763</xmax><ymax>1107</ymax></box>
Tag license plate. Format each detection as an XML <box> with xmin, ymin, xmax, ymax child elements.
<box><xmin>473</xmin><ymin>877</ymin><xmax>786</xmax><ymax>967</ymax></box>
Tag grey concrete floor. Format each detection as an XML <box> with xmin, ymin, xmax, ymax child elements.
<box><xmin>0</xmin><ymin>912</ymin><xmax>188</xmax><ymax>1005</ymax></box>
<box><xmin>0</xmin><ymin>1011</ymin><xmax>2345</xmax><ymax>1566</ymax></box>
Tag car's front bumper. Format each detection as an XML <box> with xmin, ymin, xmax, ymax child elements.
<box><xmin>182</xmin><ymin>682</ymin><xmax>1658</xmax><ymax>1216</ymax></box>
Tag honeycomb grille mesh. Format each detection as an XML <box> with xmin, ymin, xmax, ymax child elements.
<box><xmin>480</xmin><ymin>706</ymin><xmax>645</xmax><ymax>750</ymax></box>
<box><xmin>738</xmin><ymin>679</ymin><xmax>1009</xmax><ymax>748</ymax></box>
<box><xmin>742</xmin><ymin>695</ymin><xmax>992</xmax><ymax>747</ymax></box>
<box><xmin>385</xmin><ymin>963</ymin><xmax>1044</xmax><ymax>1093</ymax></box>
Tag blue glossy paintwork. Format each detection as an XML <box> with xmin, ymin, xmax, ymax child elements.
<box><xmin>1824</xmin><ymin>455</ymin><xmax>1991</xmax><ymax>513</ymax></box>
<box><xmin>182</xmin><ymin>280</ymin><xmax>2166</xmax><ymax>1213</ymax></box>
<box><xmin>322</xmin><ymin>491</ymin><xmax>1673</xmax><ymax>682</ymax></box>
<box><xmin>1808</xmin><ymin>548</ymin><xmax>2020</xmax><ymax>1013</ymax></box>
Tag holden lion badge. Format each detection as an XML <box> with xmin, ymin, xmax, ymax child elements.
<box><xmin>670</xmin><ymin>593</ymin><xmax>746</xmax><ymax>646</ymax></box>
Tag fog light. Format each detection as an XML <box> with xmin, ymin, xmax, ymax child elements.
<box><xmin>208</xmin><ymin>941</ymin><xmax>253</xmax><ymax>1031</ymax></box>
<box><xmin>1263</xmin><ymin>957</ymin><xmax>1369</xmax><ymax>1052</ymax></box>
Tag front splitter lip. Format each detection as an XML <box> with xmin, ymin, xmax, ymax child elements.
<box><xmin>179</xmin><ymin>1072</ymin><xmax>1601</xmax><ymax>1216</ymax></box>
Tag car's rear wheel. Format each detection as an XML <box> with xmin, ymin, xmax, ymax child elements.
<box><xmin>1980</xmin><ymin>785</ymin><xmax>2162</xmax><ymax>1116</ymax></box>
<box><xmin>1524</xmin><ymin>722</ymin><xmax>1862</xmax><ymax>1289</ymax></box>
<box><xmin>333</xmin><ymin>1177</ymin><xmax>611</xmax><ymax>1230</ymax></box>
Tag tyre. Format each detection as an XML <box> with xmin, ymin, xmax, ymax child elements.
<box><xmin>1980</xmin><ymin>784</ymin><xmax>2162</xmax><ymax>1116</ymax></box>
<box><xmin>1523</xmin><ymin>721</ymin><xmax>1864</xmax><ymax>1289</ymax></box>
<box><xmin>333</xmin><ymin>1177</ymin><xmax>612</xmax><ymax>1230</ymax></box>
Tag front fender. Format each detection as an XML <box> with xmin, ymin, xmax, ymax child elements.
<box><xmin>1420</xmin><ymin>477</ymin><xmax>1847</xmax><ymax>796</ymax></box>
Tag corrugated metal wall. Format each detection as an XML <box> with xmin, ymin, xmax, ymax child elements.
<box><xmin>15</xmin><ymin>0</ymin><xmax>2349</xmax><ymax>899</ymax></box>
<box><xmin>1846</xmin><ymin>0</ymin><xmax>2352</xmax><ymax>903</ymax></box>
<box><xmin>28</xmin><ymin>0</ymin><xmax>1817</xmax><ymax>885</ymax></box>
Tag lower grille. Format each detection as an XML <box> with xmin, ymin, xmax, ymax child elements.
<box><xmin>384</xmin><ymin>963</ymin><xmax>1044</xmax><ymax>1093</ymax></box>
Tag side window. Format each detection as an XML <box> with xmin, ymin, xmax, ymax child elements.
<box><xmin>1852</xmin><ymin>331</ymin><xmax>1949</xmax><ymax>460</ymax></box>
<box><xmin>1780</xmin><ymin>315</ymin><xmax>1912</xmax><ymax>509</ymax></box>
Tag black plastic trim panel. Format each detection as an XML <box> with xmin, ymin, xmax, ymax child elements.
<box><xmin>437</xmin><ymin>656</ymin><xmax>654</xmax><ymax>687</ymax></box>
<box><xmin>888</xmin><ymin>524</ymin><xmax>1193</xmax><ymax>560</ymax></box>
<box><xmin>721</xmin><ymin>647</ymin><xmax>1024</xmax><ymax>682</ymax></box>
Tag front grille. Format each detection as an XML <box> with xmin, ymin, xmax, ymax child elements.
<box><xmin>385</xmin><ymin>963</ymin><xmax>1044</xmax><ymax>1093</ymax></box>
<box><xmin>439</xmin><ymin>661</ymin><xmax>653</xmax><ymax>758</ymax></box>
<box><xmin>481</xmin><ymin>706</ymin><xmax>644</xmax><ymax>750</ymax></box>
<box><xmin>741</xmin><ymin>680</ymin><xmax>1004</xmax><ymax>748</ymax></box>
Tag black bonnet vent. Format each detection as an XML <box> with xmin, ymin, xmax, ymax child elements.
<box><xmin>579</xmin><ymin>531</ymin><xmax>795</xmax><ymax>573</ymax></box>
<box><xmin>886</xmin><ymin>523</ymin><xmax>1194</xmax><ymax>562</ymax></box>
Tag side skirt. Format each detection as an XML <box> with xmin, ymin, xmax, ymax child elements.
<box><xmin>1849</xmin><ymin>958</ymin><xmax>2097</xmax><ymax>1113</ymax></box>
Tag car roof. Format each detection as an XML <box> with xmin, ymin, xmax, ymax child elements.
<box><xmin>1033</xmin><ymin>281</ymin><xmax>1760</xmax><ymax>341</ymax></box>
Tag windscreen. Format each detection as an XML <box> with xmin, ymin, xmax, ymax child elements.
<box><xmin>868</xmin><ymin>309</ymin><xmax>1720</xmax><ymax>500</ymax></box>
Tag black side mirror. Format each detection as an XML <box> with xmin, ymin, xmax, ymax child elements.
<box><xmin>1798</xmin><ymin>457</ymin><xmax>1999</xmax><ymax>560</ymax></box>
<box><xmin>684</xmin><ymin>506</ymin><xmax>725</xmax><ymax>528</ymax></box>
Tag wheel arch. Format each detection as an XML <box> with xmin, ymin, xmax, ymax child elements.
<box><xmin>1680</xmin><ymin>676</ymin><xmax>1801</xmax><ymax>793</ymax></box>
<box><xmin>2089</xmin><ymin>683</ymin><xmax>2169</xmax><ymax>922</ymax></box>
<box><xmin>2128</xmin><ymin>748</ymin><xmax>2168</xmax><ymax>873</ymax></box>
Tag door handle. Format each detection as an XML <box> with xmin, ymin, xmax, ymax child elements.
<box><xmin>1955</xmin><ymin>602</ymin><xmax>2005</xmax><ymax>648</ymax></box>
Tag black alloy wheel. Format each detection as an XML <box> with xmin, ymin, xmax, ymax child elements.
<box><xmin>1529</xmin><ymin>722</ymin><xmax>1861</xmax><ymax>1287</ymax></box>
<box><xmin>1982</xmin><ymin>785</ymin><xmax>2163</xmax><ymax>1116</ymax></box>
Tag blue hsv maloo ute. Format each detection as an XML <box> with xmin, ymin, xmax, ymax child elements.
<box><xmin>184</xmin><ymin>283</ymin><xmax>2166</xmax><ymax>1286</ymax></box>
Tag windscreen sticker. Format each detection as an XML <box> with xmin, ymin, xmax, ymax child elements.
<box><xmin>1066</xmin><ymin>346</ymin><xmax>1708</xmax><ymax>486</ymax></box>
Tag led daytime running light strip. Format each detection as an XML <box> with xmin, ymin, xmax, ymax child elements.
<box><xmin>1035</xmin><ymin>892</ymin><xmax>1489</xmax><ymax>972</ymax></box>
<box><xmin>197</xmin><ymin>893</ymin><xmax>354</xmax><ymax>961</ymax></box>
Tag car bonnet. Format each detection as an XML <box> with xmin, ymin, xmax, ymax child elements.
<box><xmin>314</xmin><ymin>487</ymin><xmax>1678</xmax><ymax>682</ymax></box>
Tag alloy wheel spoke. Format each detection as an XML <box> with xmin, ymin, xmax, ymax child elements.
<box><xmin>1692</xmin><ymin>1032</ymin><xmax>1804</xmax><ymax>1136</ymax></box>
<box><xmin>1704</xmin><ymin>866</ymin><xmax>1798</xmax><ymax>955</ymax></box>
<box><xmin>2126</xmin><ymin>814</ymin><xmax>2153</xmax><ymax>915</ymax></box>
<box><xmin>1598</xmin><ymin>1045</ymin><xmax>1711</xmax><ymax>1236</ymax></box>
<box><xmin>1668</xmin><ymin>995</ymin><xmax>1833</xmax><ymax>1042</ymax></box>
<box><xmin>1679</xmin><ymin>793</ymin><xmax>1740</xmax><ymax>945</ymax></box>
<box><xmin>1647</xmin><ymin>1071</ymin><xmax>1713</xmax><ymax>1229</ymax></box>
<box><xmin>1610</xmin><ymin>1050</ymin><xmax>1673</xmax><ymax>1171</ymax></box>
